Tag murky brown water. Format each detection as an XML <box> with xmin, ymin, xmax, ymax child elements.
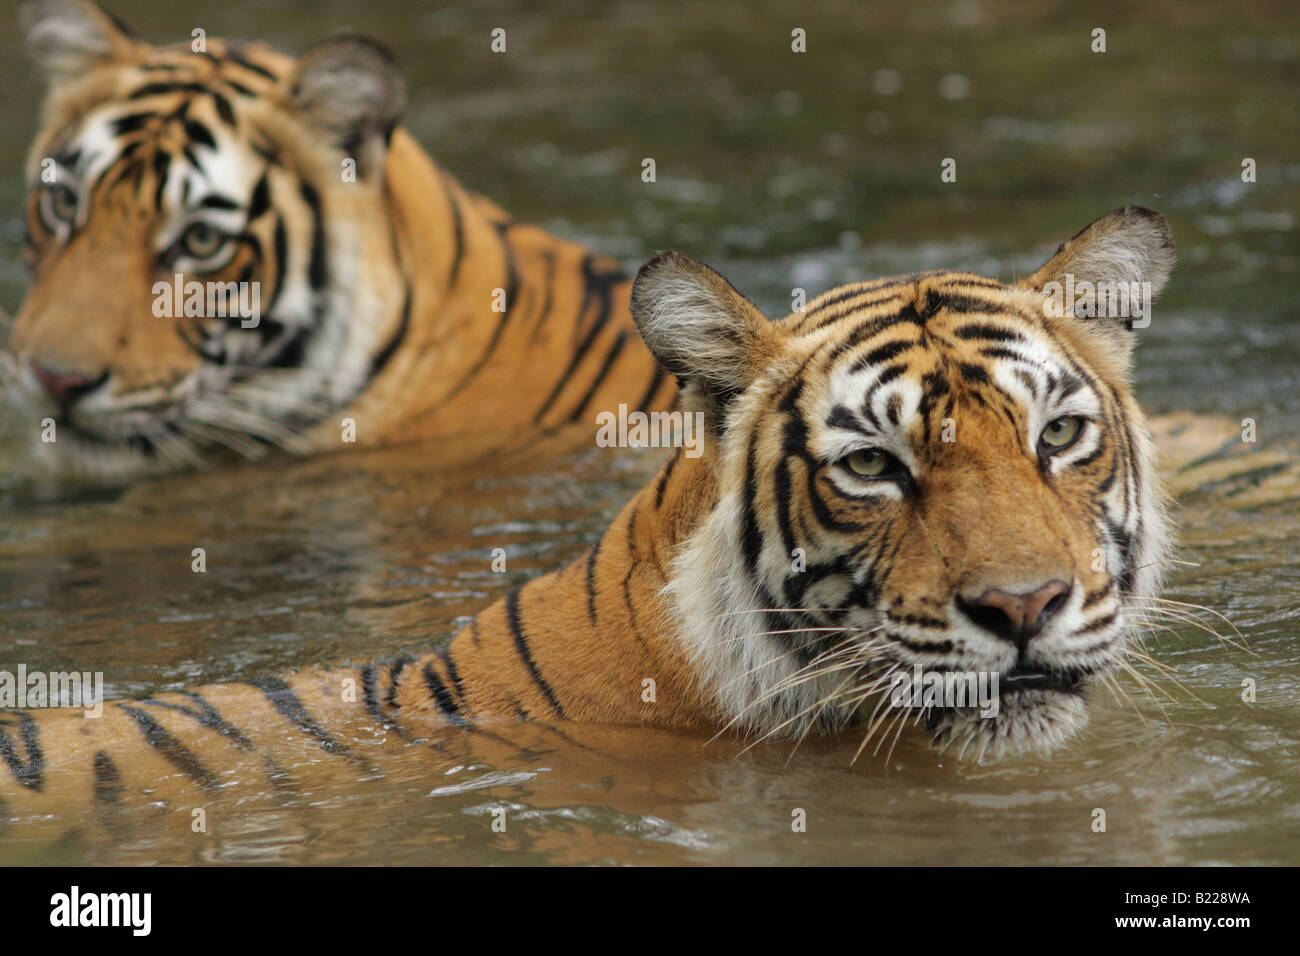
<box><xmin>1</xmin><ymin>0</ymin><xmax>1298</xmax><ymax>864</ymax></box>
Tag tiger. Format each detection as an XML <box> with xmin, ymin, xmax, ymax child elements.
<box><xmin>0</xmin><ymin>0</ymin><xmax>672</xmax><ymax>480</ymax></box>
<box><xmin>0</xmin><ymin>206</ymin><xmax>1178</xmax><ymax>829</ymax></box>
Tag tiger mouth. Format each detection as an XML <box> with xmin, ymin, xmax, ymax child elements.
<box><xmin>998</xmin><ymin>667</ymin><xmax>1087</xmax><ymax>695</ymax></box>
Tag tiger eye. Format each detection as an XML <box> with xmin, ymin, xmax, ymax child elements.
<box><xmin>1040</xmin><ymin>416</ymin><xmax>1082</xmax><ymax>449</ymax></box>
<box><xmin>844</xmin><ymin>448</ymin><xmax>890</xmax><ymax>478</ymax></box>
<box><xmin>181</xmin><ymin>222</ymin><xmax>227</xmax><ymax>259</ymax></box>
<box><xmin>46</xmin><ymin>184</ymin><xmax>78</xmax><ymax>224</ymax></box>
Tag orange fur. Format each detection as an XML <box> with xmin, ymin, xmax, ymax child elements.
<box><xmin>4</xmin><ymin>2</ymin><xmax>673</xmax><ymax>477</ymax></box>
<box><xmin>1</xmin><ymin>209</ymin><xmax>1182</xmax><ymax>829</ymax></box>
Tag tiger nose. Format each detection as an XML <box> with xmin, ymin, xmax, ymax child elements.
<box><xmin>29</xmin><ymin>361</ymin><xmax>107</xmax><ymax>405</ymax></box>
<box><xmin>958</xmin><ymin>580</ymin><xmax>1072</xmax><ymax>647</ymax></box>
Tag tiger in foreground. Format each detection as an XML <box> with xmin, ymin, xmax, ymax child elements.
<box><xmin>1</xmin><ymin>207</ymin><xmax>1177</xmax><ymax>825</ymax></box>
<box><xmin>0</xmin><ymin>0</ymin><xmax>671</xmax><ymax>479</ymax></box>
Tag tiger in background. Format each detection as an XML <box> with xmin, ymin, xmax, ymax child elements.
<box><xmin>1</xmin><ymin>208</ymin><xmax>1191</xmax><ymax>828</ymax></box>
<box><xmin>0</xmin><ymin>0</ymin><xmax>672</xmax><ymax>480</ymax></box>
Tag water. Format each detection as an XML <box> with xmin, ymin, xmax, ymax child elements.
<box><xmin>1</xmin><ymin>0</ymin><xmax>1297</xmax><ymax>865</ymax></box>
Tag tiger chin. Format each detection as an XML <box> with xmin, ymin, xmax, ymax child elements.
<box><xmin>0</xmin><ymin>209</ymin><xmax>1177</xmax><ymax>823</ymax></box>
<box><xmin>2</xmin><ymin>0</ymin><xmax>670</xmax><ymax>481</ymax></box>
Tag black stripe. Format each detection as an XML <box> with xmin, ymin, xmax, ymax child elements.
<box><xmin>226</xmin><ymin>53</ymin><xmax>278</xmax><ymax>81</ymax></box>
<box><xmin>199</xmin><ymin>193</ymin><xmax>240</xmax><ymax>210</ymax></box>
<box><xmin>271</xmin><ymin>214</ymin><xmax>288</xmax><ymax>303</ymax></box>
<box><xmin>182</xmin><ymin>145</ymin><xmax>204</xmax><ymax>174</ymax></box>
<box><xmin>183</xmin><ymin>119</ymin><xmax>217</xmax><ymax>149</ymax></box>
<box><xmin>428</xmin><ymin>223</ymin><xmax>523</xmax><ymax>412</ymax></box>
<box><xmin>0</xmin><ymin>713</ymin><xmax>44</xmax><ymax>791</ymax></box>
<box><xmin>848</xmin><ymin>339</ymin><xmax>916</xmax><ymax>375</ymax></box>
<box><xmin>128</xmin><ymin>81</ymin><xmax>208</xmax><ymax>99</ymax></box>
<box><xmin>371</xmin><ymin>656</ymin><xmax>414</xmax><ymax>741</ymax></box>
<box><xmin>920</xmin><ymin>289</ymin><xmax>1009</xmax><ymax>318</ymax></box>
<box><xmin>141</xmin><ymin>691</ymin><xmax>254</xmax><ymax>751</ymax></box>
<box><xmin>361</xmin><ymin>664</ymin><xmax>384</xmax><ymax>724</ymax></box>
<box><xmin>1071</xmin><ymin>440</ymin><xmax>1107</xmax><ymax>471</ymax></box>
<box><xmin>386</xmin><ymin>655</ymin><xmax>414</xmax><ymax>709</ymax></box>
<box><xmin>112</xmin><ymin>111</ymin><xmax>155</xmax><ymax>136</ymax></box>
<box><xmin>441</xmin><ymin>173</ymin><xmax>465</xmax><ymax>289</ymax></box>
<box><xmin>885</xmin><ymin>393</ymin><xmax>902</xmax><ymax>426</ymax></box>
<box><xmin>740</xmin><ymin>430</ymin><xmax>764</xmax><ymax>577</ymax></box>
<box><xmin>653</xmin><ymin>451</ymin><xmax>681</xmax><ymax>508</ymax></box>
<box><xmin>246</xmin><ymin>677</ymin><xmax>377</xmax><ymax>772</ymax></box>
<box><xmin>564</xmin><ymin>328</ymin><xmax>628</xmax><ymax>422</ymax></box>
<box><xmin>437</xmin><ymin>647</ymin><xmax>467</xmax><ymax>705</ymax></box>
<box><xmin>504</xmin><ymin>588</ymin><xmax>566</xmax><ymax>718</ymax></box>
<box><xmin>118</xmin><ymin>704</ymin><xmax>221</xmax><ymax>793</ymax></box>
<box><xmin>826</xmin><ymin>303</ymin><xmax>925</xmax><ymax>361</ymax></box>
<box><xmin>954</xmin><ymin>323</ymin><xmax>1024</xmax><ymax>342</ymax></box>
<box><xmin>528</xmin><ymin>250</ymin><xmax>558</xmax><ymax>341</ymax></box>
<box><xmin>1082</xmin><ymin>586</ymin><xmax>1113</xmax><ymax>609</ymax></box>
<box><xmin>1077</xmin><ymin>611</ymin><xmax>1118</xmax><ymax>635</ymax></box>
<box><xmin>826</xmin><ymin>403</ymin><xmax>861</xmax><ymax>433</ymax></box>
<box><xmin>884</xmin><ymin>631</ymin><xmax>955</xmax><ymax>654</ymax></box>
<box><xmin>532</xmin><ymin>256</ymin><xmax>623</xmax><ymax>423</ymax></box>
<box><xmin>299</xmin><ymin>180</ymin><xmax>329</xmax><ymax>291</ymax></box>
<box><xmin>93</xmin><ymin>751</ymin><xmax>124</xmax><ymax>806</ymax></box>
<box><xmin>367</xmin><ymin>286</ymin><xmax>412</xmax><ymax>381</ymax></box>
<box><xmin>422</xmin><ymin>661</ymin><xmax>468</xmax><ymax>725</ymax></box>
<box><xmin>246</xmin><ymin>172</ymin><xmax>271</xmax><ymax>221</ymax></box>
<box><xmin>532</xmin><ymin>318</ymin><xmax>608</xmax><ymax>423</ymax></box>
<box><xmin>979</xmin><ymin>346</ymin><xmax>1028</xmax><ymax>363</ymax></box>
<box><xmin>804</xmin><ymin>281</ymin><xmax>912</xmax><ymax>324</ymax></box>
<box><xmin>151</xmin><ymin>150</ymin><xmax>171</xmax><ymax>211</ymax></box>
<box><xmin>584</xmin><ymin>541</ymin><xmax>601</xmax><ymax>624</ymax></box>
<box><xmin>212</xmin><ymin>91</ymin><xmax>236</xmax><ymax>126</ymax></box>
<box><xmin>635</xmin><ymin>362</ymin><xmax>668</xmax><ymax>413</ymax></box>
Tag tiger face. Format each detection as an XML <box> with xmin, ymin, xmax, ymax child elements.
<box><xmin>631</xmin><ymin>208</ymin><xmax>1175</xmax><ymax>760</ymax></box>
<box><xmin>3</xmin><ymin>0</ymin><xmax>408</xmax><ymax>477</ymax></box>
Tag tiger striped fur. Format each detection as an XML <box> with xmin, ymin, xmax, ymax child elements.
<box><xmin>0</xmin><ymin>0</ymin><xmax>672</xmax><ymax>479</ymax></box>
<box><xmin>0</xmin><ymin>207</ymin><xmax>1178</xmax><ymax>827</ymax></box>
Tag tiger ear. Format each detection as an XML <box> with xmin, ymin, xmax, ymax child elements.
<box><xmin>1019</xmin><ymin>207</ymin><xmax>1174</xmax><ymax>347</ymax></box>
<box><xmin>21</xmin><ymin>0</ymin><xmax>138</xmax><ymax>83</ymax></box>
<box><xmin>631</xmin><ymin>252</ymin><xmax>775</xmax><ymax>420</ymax></box>
<box><xmin>286</xmin><ymin>33</ymin><xmax>406</xmax><ymax>174</ymax></box>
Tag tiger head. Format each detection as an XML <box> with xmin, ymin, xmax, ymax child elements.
<box><xmin>631</xmin><ymin>208</ymin><xmax>1175</xmax><ymax>761</ymax></box>
<box><xmin>3</xmin><ymin>0</ymin><xmax>409</xmax><ymax>478</ymax></box>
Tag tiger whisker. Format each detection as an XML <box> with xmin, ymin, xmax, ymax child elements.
<box><xmin>1095</xmin><ymin>668</ymin><xmax>1149</xmax><ymax>726</ymax></box>
<box><xmin>1112</xmin><ymin>657</ymin><xmax>1176</xmax><ymax>717</ymax></box>
<box><xmin>737</xmin><ymin>665</ymin><xmax>867</xmax><ymax>760</ymax></box>
<box><xmin>1124</xmin><ymin>648</ymin><xmax>1208</xmax><ymax>706</ymax></box>
<box><xmin>174</xmin><ymin>419</ymin><xmax>267</xmax><ymax>461</ymax></box>
<box><xmin>850</xmin><ymin>664</ymin><xmax>908</xmax><ymax>765</ymax></box>
<box><xmin>1128</xmin><ymin>594</ymin><xmax>1246</xmax><ymax>643</ymax></box>
<box><xmin>716</xmin><ymin>624</ymin><xmax>884</xmax><ymax>647</ymax></box>
<box><xmin>718</xmin><ymin>642</ymin><xmax>895</xmax><ymax>745</ymax></box>
<box><xmin>718</xmin><ymin>641</ymin><xmax>885</xmax><ymax>724</ymax></box>
<box><xmin>1126</xmin><ymin>601</ymin><xmax>1251</xmax><ymax>654</ymax></box>
<box><xmin>709</xmin><ymin>607</ymin><xmax>838</xmax><ymax>619</ymax></box>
